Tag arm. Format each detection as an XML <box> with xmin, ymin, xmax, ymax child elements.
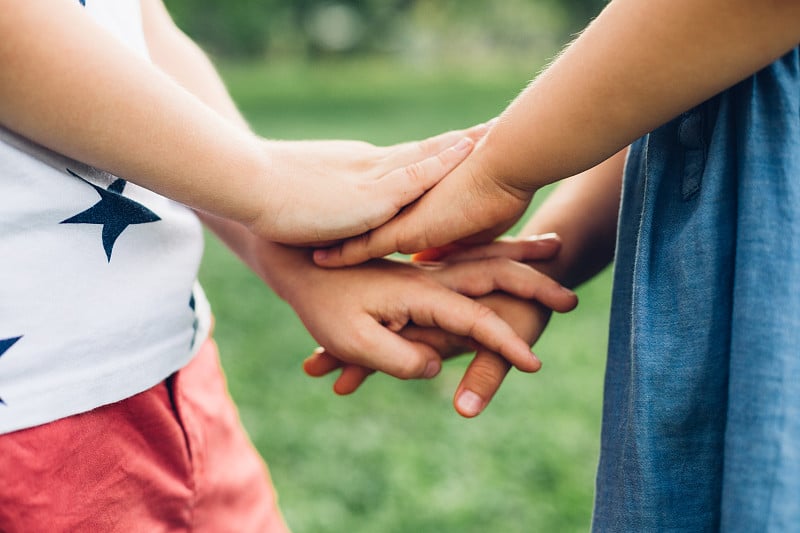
<box><xmin>445</xmin><ymin>149</ymin><xmax>625</xmax><ymax>416</ymax></box>
<box><xmin>195</xmin><ymin>212</ymin><xmax>581</xmax><ymax>379</ymax></box>
<box><xmin>315</xmin><ymin>0</ymin><xmax>800</xmax><ymax>265</ymax></box>
<box><xmin>137</xmin><ymin>0</ymin><xmax>577</xmax><ymax>379</ymax></box>
<box><xmin>0</xmin><ymin>0</ymin><xmax>477</xmax><ymax>244</ymax></box>
<box><xmin>471</xmin><ymin>148</ymin><xmax>626</xmax><ymax>289</ymax></box>
<box><xmin>307</xmin><ymin>150</ymin><xmax>625</xmax><ymax>416</ymax></box>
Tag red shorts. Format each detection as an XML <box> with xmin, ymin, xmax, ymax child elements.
<box><xmin>0</xmin><ymin>338</ymin><xmax>290</xmax><ymax>532</ymax></box>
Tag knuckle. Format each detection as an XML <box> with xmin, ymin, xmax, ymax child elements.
<box><xmin>488</xmin><ymin>256</ymin><xmax>512</xmax><ymax>270</ymax></box>
<box><xmin>467</xmin><ymin>355</ymin><xmax>511</xmax><ymax>391</ymax></box>
<box><xmin>356</xmin><ymin>231</ymin><xmax>373</xmax><ymax>251</ymax></box>
<box><xmin>458</xmin><ymin>269</ymin><xmax>489</xmax><ymax>295</ymax></box>
<box><xmin>345</xmin><ymin>320</ymin><xmax>373</xmax><ymax>359</ymax></box>
<box><xmin>342</xmin><ymin>231</ymin><xmax>373</xmax><ymax>261</ymax></box>
<box><xmin>470</xmin><ymin>303</ymin><xmax>497</xmax><ymax>330</ymax></box>
<box><xmin>402</xmin><ymin>267</ymin><xmax>430</xmax><ymax>285</ymax></box>
<box><xmin>403</xmin><ymin>161</ymin><xmax>426</xmax><ymax>183</ymax></box>
<box><xmin>396</xmin><ymin>222</ymin><xmax>423</xmax><ymax>255</ymax></box>
<box><xmin>395</xmin><ymin>355</ymin><xmax>426</xmax><ymax>379</ymax></box>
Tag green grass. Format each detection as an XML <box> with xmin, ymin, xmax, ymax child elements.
<box><xmin>201</xmin><ymin>58</ymin><xmax>612</xmax><ymax>533</ymax></box>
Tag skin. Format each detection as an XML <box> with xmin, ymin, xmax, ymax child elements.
<box><xmin>133</xmin><ymin>1</ymin><xmax>578</xmax><ymax>380</ymax></box>
<box><xmin>306</xmin><ymin>150</ymin><xmax>625</xmax><ymax>416</ymax></box>
<box><xmin>307</xmin><ymin>0</ymin><xmax>800</xmax><ymax>415</ymax></box>
<box><xmin>262</xmin><ymin>242</ymin><xmax>577</xmax><ymax>379</ymax></box>
<box><xmin>314</xmin><ymin>0</ymin><xmax>800</xmax><ymax>265</ymax></box>
<box><xmin>0</xmin><ymin>0</ymin><xmax>481</xmax><ymax>244</ymax></box>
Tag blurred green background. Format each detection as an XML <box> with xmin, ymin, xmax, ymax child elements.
<box><xmin>170</xmin><ymin>1</ymin><xmax>613</xmax><ymax>531</ymax></box>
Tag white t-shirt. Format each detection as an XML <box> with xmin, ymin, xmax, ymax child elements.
<box><xmin>0</xmin><ymin>0</ymin><xmax>212</xmax><ymax>433</ymax></box>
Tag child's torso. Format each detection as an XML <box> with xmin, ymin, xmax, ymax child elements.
<box><xmin>0</xmin><ymin>0</ymin><xmax>212</xmax><ymax>433</ymax></box>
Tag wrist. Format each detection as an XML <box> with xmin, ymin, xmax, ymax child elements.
<box><xmin>475</xmin><ymin>130</ymin><xmax>539</xmax><ymax>201</ymax></box>
<box><xmin>519</xmin><ymin>231</ymin><xmax>611</xmax><ymax>290</ymax></box>
<box><xmin>237</xmin><ymin>139</ymin><xmax>284</xmax><ymax>238</ymax></box>
<box><xmin>248</xmin><ymin>239</ymin><xmax>316</xmax><ymax>304</ymax></box>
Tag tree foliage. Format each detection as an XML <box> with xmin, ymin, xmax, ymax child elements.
<box><xmin>164</xmin><ymin>0</ymin><xmax>607</xmax><ymax>59</ymax></box>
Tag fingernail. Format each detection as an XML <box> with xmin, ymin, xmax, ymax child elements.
<box><xmin>456</xmin><ymin>390</ymin><xmax>485</xmax><ymax>417</ymax></box>
<box><xmin>424</xmin><ymin>360</ymin><xmax>440</xmax><ymax>379</ymax></box>
<box><xmin>453</xmin><ymin>137</ymin><xmax>472</xmax><ymax>152</ymax></box>
<box><xmin>523</xmin><ymin>232</ymin><xmax>559</xmax><ymax>242</ymax></box>
<box><xmin>312</xmin><ymin>346</ymin><xmax>325</xmax><ymax>355</ymax></box>
<box><xmin>313</xmin><ymin>249</ymin><xmax>328</xmax><ymax>261</ymax></box>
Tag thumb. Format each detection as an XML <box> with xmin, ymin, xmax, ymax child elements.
<box><xmin>380</xmin><ymin>136</ymin><xmax>474</xmax><ymax>214</ymax></box>
<box><xmin>314</xmin><ymin>159</ymin><xmax>524</xmax><ymax>267</ymax></box>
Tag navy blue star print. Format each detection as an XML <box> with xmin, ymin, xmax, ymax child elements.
<box><xmin>61</xmin><ymin>169</ymin><xmax>160</xmax><ymax>261</ymax></box>
<box><xmin>189</xmin><ymin>293</ymin><xmax>199</xmax><ymax>348</ymax></box>
<box><xmin>0</xmin><ymin>336</ymin><xmax>22</xmax><ymax>406</ymax></box>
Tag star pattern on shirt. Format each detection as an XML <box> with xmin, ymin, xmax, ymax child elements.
<box><xmin>60</xmin><ymin>169</ymin><xmax>161</xmax><ymax>262</ymax></box>
<box><xmin>189</xmin><ymin>292</ymin><xmax>199</xmax><ymax>348</ymax></box>
<box><xmin>0</xmin><ymin>336</ymin><xmax>22</xmax><ymax>406</ymax></box>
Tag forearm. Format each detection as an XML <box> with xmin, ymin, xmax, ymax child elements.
<box><xmin>480</xmin><ymin>0</ymin><xmax>800</xmax><ymax>193</ymax></box>
<box><xmin>195</xmin><ymin>210</ymin><xmax>310</xmax><ymax>304</ymax></box>
<box><xmin>519</xmin><ymin>149</ymin><xmax>626</xmax><ymax>288</ymax></box>
<box><xmin>0</xmin><ymin>0</ymin><xmax>268</xmax><ymax>227</ymax></box>
<box><xmin>143</xmin><ymin>7</ymin><xmax>339</xmax><ymax>266</ymax></box>
<box><xmin>141</xmin><ymin>0</ymin><xmax>250</xmax><ymax>132</ymax></box>
<box><xmin>137</xmin><ymin>0</ymin><xmax>311</xmax><ymax>295</ymax></box>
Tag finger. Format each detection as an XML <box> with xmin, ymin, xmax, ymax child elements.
<box><xmin>312</xmin><ymin>183</ymin><xmax>480</xmax><ymax>267</ymax></box>
<box><xmin>428</xmin><ymin>258</ymin><xmax>578</xmax><ymax>313</ymax></box>
<box><xmin>432</xmin><ymin>233</ymin><xmax>563</xmax><ymax>263</ymax></box>
<box><xmin>381</xmin><ymin>136</ymin><xmax>475</xmax><ymax>213</ymax></box>
<box><xmin>410</xmin><ymin>243</ymin><xmax>468</xmax><ymax>262</ymax></box>
<box><xmin>303</xmin><ymin>347</ymin><xmax>376</xmax><ymax>394</ymax></box>
<box><xmin>314</xmin><ymin>165</ymin><xmax>530</xmax><ymax>267</ymax></box>
<box><xmin>453</xmin><ymin>349</ymin><xmax>513</xmax><ymax>418</ymax></box>
<box><xmin>388</xmin><ymin>120</ymin><xmax>494</xmax><ymax>167</ymax></box>
<box><xmin>313</xmin><ymin>221</ymin><xmax>404</xmax><ymax>266</ymax></box>
<box><xmin>313</xmin><ymin>189</ymin><xmax>465</xmax><ymax>268</ymax></box>
<box><xmin>338</xmin><ymin>316</ymin><xmax>443</xmax><ymax>380</ymax></box>
<box><xmin>399</xmin><ymin>325</ymin><xmax>477</xmax><ymax>359</ymax></box>
<box><xmin>403</xmin><ymin>287</ymin><xmax>541</xmax><ymax>373</ymax></box>
<box><xmin>303</xmin><ymin>347</ymin><xmax>344</xmax><ymax>377</ymax></box>
<box><xmin>333</xmin><ymin>364</ymin><xmax>375</xmax><ymax>395</ymax></box>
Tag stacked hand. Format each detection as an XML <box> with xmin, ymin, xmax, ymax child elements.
<box><xmin>203</xmin><ymin>120</ymin><xmax>571</xmax><ymax>420</ymax></box>
<box><xmin>302</xmin><ymin>236</ymin><xmax>573</xmax><ymax>417</ymax></box>
<box><xmin>297</xmin><ymin>122</ymin><xmax>569</xmax><ymax>417</ymax></box>
<box><xmin>208</xmin><ymin>118</ymin><xmax>575</xmax><ymax>418</ymax></box>
<box><xmin>311</xmin><ymin>136</ymin><xmax>534</xmax><ymax>264</ymax></box>
<box><xmin>253</xmin><ymin>122</ymin><xmax>494</xmax><ymax>245</ymax></box>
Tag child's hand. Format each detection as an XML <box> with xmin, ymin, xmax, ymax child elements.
<box><xmin>304</xmin><ymin>293</ymin><xmax>552</xmax><ymax>418</ymax></box>
<box><xmin>302</xmin><ymin>235</ymin><xmax>575</xmax><ymax>416</ymax></box>
<box><xmin>281</xmin><ymin>235</ymin><xmax>575</xmax><ymax>383</ymax></box>
<box><xmin>0</xmin><ymin>3</ymin><xmax>497</xmax><ymax>249</ymax></box>
<box><xmin>253</xmin><ymin>122</ymin><xmax>491</xmax><ymax>245</ymax></box>
<box><xmin>312</xmin><ymin>148</ymin><xmax>533</xmax><ymax>265</ymax></box>
<box><xmin>410</xmin><ymin>233</ymin><xmax>562</xmax><ymax>263</ymax></box>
